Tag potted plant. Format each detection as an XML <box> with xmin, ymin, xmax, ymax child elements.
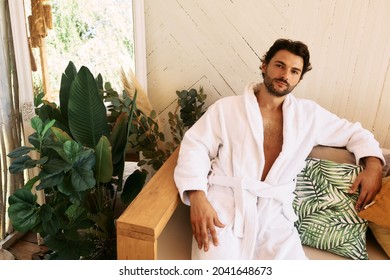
<box><xmin>7</xmin><ymin>61</ymin><xmax>145</xmax><ymax>259</ymax></box>
<box><xmin>127</xmin><ymin>87</ymin><xmax>208</xmax><ymax>172</ymax></box>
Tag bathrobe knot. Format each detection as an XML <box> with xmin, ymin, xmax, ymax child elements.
<box><xmin>209</xmin><ymin>175</ymin><xmax>297</xmax><ymax>259</ymax></box>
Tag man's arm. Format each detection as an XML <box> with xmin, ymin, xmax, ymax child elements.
<box><xmin>349</xmin><ymin>156</ymin><xmax>383</xmax><ymax>211</ymax></box>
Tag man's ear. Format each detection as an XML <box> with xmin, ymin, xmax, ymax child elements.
<box><xmin>261</xmin><ymin>62</ymin><xmax>267</xmax><ymax>74</ymax></box>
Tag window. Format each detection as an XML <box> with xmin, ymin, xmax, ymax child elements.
<box><xmin>23</xmin><ymin>0</ymin><xmax>147</xmax><ymax>101</ymax></box>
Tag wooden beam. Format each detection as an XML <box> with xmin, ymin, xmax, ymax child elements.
<box><xmin>116</xmin><ymin>148</ymin><xmax>180</xmax><ymax>259</ymax></box>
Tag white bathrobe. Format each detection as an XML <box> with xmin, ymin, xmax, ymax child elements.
<box><xmin>174</xmin><ymin>82</ymin><xmax>384</xmax><ymax>260</ymax></box>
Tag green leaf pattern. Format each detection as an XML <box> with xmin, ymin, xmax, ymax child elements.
<box><xmin>293</xmin><ymin>158</ymin><xmax>368</xmax><ymax>260</ymax></box>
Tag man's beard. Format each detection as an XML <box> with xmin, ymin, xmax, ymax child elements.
<box><xmin>263</xmin><ymin>73</ymin><xmax>297</xmax><ymax>97</ymax></box>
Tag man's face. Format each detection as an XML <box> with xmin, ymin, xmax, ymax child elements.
<box><xmin>261</xmin><ymin>50</ymin><xmax>304</xmax><ymax>97</ymax></box>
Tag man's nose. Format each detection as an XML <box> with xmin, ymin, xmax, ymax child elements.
<box><xmin>280</xmin><ymin>70</ymin><xmax>289</xmax><ymax>81</ymax></box>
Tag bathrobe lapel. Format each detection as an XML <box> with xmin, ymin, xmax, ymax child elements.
<box><xmin>241</xmin><ymin>84</ymin><xmax>265</xmax><ymax>180</ymax></box>
<box><xmin>266</xmin><ymin>95</ymin><xmax>300</xmax><ymax>184</ymax></box>
<box><xmin>242</xmin><ymin>84</ymin><xmax>301</xmax><ymax>184</ymax></box>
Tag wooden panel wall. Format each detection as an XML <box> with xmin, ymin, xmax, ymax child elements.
<box><xmin>144</xmin><ymin>0</ymin><xmax>390</xmax><ymax>149</ymax></box>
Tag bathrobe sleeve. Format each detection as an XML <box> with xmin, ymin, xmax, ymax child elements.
<box><xmin>174</xmin><ymin>101</ymin><xmax>225</xmax><ymax>205</ymax></box>
<box><xmin>312</xmin><ymin>102</ymin><xmax>385</xmax><ymax>165</ymax></box>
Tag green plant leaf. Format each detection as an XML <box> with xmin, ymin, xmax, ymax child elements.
<box><xmin>40</xmin><ymin>204</ymin><xmax>61</xmax><ymax>236</ymax></box>
<box><xmin>44</xmin><ymin>234</ymin><xmax>94</xmax><ymax>260</ymax></box>
<box><xmin>38</xmin><ymin>172</ymin><xmax>65</xmax><ymax>190</ymax></box>
<box><xmin>8</xmin><ymin>155</ymin><xmax>32</xmax><ymax>173</ymax></box>
<box><xmin>36</xmin><ymin>103</ymin><xmax>70</xmax><ymax>135</ymax></box>
<box><xmin>65</xmin><ymin>204</ymin><xmax>88</xmax><ymax>226</ymax></box>
<box><xmin>71</xmin><ymin>167</ymin><xmax>96</xmax><ymax>191</ymax></box>
<box><xmin>23</xmin><ymin>159</ymin><xmax>40</xmax><ymax>169</ymax></box>
<box><xmin>42</xmin><ymin>119</ymin><xmax>57</xmax><ymax>138</ymax></box>
<box><xmin>42</xmin><ymin>158</ymin><xmax>73</xmax><ymax>175</ymax></box>
<box><xmin>39</xmin><ymin>204</ymin><xmax>53</xmax><ymax>222</ymax></box>
<box><xmin>31</xmin><ymin>116</ymin><xmax>43</xmax><ymax>135</ymax></box>
<box><xmin>24</xmin><ymin>176</ymin><xmax>40</xmax><ymax>190</ymax></box>
<box><xmin>42</xmin><ymin>214</ymin><xmax>61</xmax><ymax>236</ymax></box>
<box><xmin>121</xmin><ymin>170</ymin><xmax>146</xmax><ymax>204</ymax></box>
<box><xmin>74</xmin><ymin>149</ymin><xmax>96</xmax><ymax>170</ymax></box>
<box><xmin>8</xmin><ymin>188</ymin><xmax>37</xmax><ymax>205</ymax></box>
<box><xmin>110</xmin><ymin>112</ymin><xmax>128</xmax><ymax>165</ymax></box>
<box><xmin>63</xmin><ymin>140</ymin><xmax>82</xmax><ymax>162</ymax></box>
<box><xmin>7</xmin><ymin>146</ymin><xmax>35</xmax><ymax>158</ymax></box>
<box><xmin>96</xmin><ymin>73</ymin><xmax>104</xmax><ymax>91</ymax></box>
<box><xmin>59</xmin><ymin>61</ymin><xmax>77</xmax><ymax>122</ymax></box>
<box><xmin>51</xmin><ymin>126</ymin><xmax>73</xmax><ymax>143</ymax></box>
<box><xmin>28</xmin><ymin>132</ymin><xmax>40</xmax><ymax>149</ymax></box>
<box><xmin>68</xmin><ymin>66</ymin><xmax>109</xmax><ymax>148</ymax></box>
<box><xmin>8</xmin><ymin>188</ymin><xmax>39</xmax><ymax>232</ymax></box>
<box><xmin>95</xmin><ymin>136</ymin><xmax>113</xmax><ymax>183</ymax></box>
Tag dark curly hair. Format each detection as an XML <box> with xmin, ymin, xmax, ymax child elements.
<box><xmin>260</xmin><ymin>39</ymin><xmax>312</xmax><ymax>80</ymax></box>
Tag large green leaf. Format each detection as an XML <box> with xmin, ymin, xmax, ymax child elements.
<box><xmin>110</xmin><ymin>112</ymin><xmax>128</xmax><ymax>165</ymax></box>
<box><xmin>59</xmin><ymin>61</ymin><xmax>77</xmax><ymax>122</ymax></box>
<box><xmin>95</xmin><ymin>136</ymin><xmax>113</xmax><ymax>183</ymax></box>
<box><xmin>68</xmin><ymin>66</ymin><xmax>109</xmax><ymax>148</ymax></box>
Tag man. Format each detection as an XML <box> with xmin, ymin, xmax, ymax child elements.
<box><xmin>174</xmin><ymin>38</ymin><xmax>384</xmax><ymax>259</ymax></box>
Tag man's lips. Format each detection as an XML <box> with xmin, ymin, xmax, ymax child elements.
<box><xmin>274</xmin><ymin>80</ymin><xmax>289</xmax><ymax>87</ymax></box>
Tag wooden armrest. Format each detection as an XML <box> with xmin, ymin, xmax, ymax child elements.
<box><xmin>116</xmin><ymin>147</ymin><xmax>180</xmax><ymax>259</ymax></box>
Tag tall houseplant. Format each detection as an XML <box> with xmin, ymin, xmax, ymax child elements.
<box><xmin>128</xmin><ymin>87</ymin><xmax>207</xmax><ymax>172</ymax></box>
<box><xmin>7</xmin><ymin>61</ymin><xmax>145</xmax><ymax>259</ymax></box>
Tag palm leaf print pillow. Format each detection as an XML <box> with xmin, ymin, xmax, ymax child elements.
<box><xmin>293</xmin><ymin>158</ymin><xmax>368</xmax><ymax>260</ymax></box>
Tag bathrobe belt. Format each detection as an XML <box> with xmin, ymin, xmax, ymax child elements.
<box><xmin>208</xmin><ymin>175</ymin><xmax>298</xmax><ymax>259</ymax></box>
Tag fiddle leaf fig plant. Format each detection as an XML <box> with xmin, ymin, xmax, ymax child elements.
<box><xmin>7</xmin><ymin>61</ymin><xmax>144</xmax><ymax>259</ymax></box>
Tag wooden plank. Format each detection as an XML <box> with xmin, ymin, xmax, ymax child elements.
<box><xmin>116</xmin><ymin>148</ymin><xmax>180</xmax><ymax>259</ymax></box>
<box><xmin>117</xmin><ymin>235</ymin><xmax>156</xmax><ymax>260</ymax></box>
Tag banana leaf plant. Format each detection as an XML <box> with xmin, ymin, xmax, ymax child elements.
<box><xmin>7</xmin><ymin>61</ymin><xmax>146</xmax><ymax>259</ymax></box>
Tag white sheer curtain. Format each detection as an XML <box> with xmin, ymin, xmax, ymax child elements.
<box><xmin>0</xmin><ymin>0</ymin><xmax>23</xmax><ymax>240</ymax></box>
<box><xmin>0</xmin><ymin>0</ymin><xmax>36</xmax><ymax>241</ymax></box>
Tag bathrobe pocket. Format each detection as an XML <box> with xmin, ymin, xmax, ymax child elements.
<box><xmin>207</xmin><ymin>185</ymin><xmax>235</xmax><ymax>236</ymax></box>
<box><xmin>266</xmin><ymin>202</ymin><xmax>295</xmax><ymax>231</ymax></box>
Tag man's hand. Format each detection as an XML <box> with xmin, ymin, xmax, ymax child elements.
<box><xmin>349</xmin><ymin>157</ymin><xmax>383</xmax><ymax>211</ymax></box>
<box><xmin>187</xmin><ymin>190</ymin><xmax>225</xmax><ymax>252</ymax></box>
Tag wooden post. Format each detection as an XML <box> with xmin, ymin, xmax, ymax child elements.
<box><xmin>38</xmin><ymin>37</ymin><xmax>51</xmax><ymax>100</ymax></box>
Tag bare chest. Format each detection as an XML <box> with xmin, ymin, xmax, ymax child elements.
<box><xmin>260</xmin><ymin>111</ymin><xmax>283</xmax><ymax>180</ymax></box>
<box><xmin>263</xmin><ymin>118</ymin><xmax>283</xmax><ymax>145</ymax></box>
